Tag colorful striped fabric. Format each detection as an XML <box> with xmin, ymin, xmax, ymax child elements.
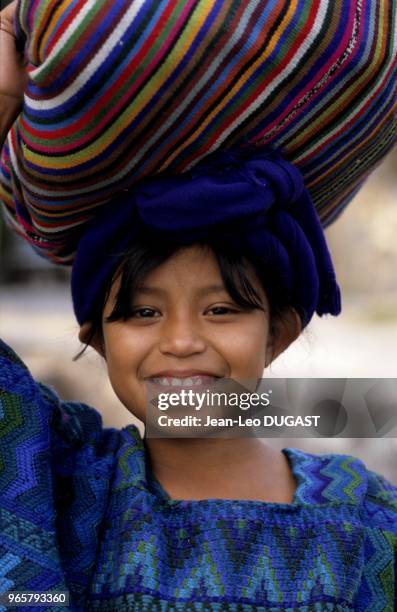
<box><xmin>0</xmin><ymin>0</ymin><xmax>396</xmax><ymax>264</ymax></box>
<box><xmin>1</xmin><ymin>337</ymin><xmax>397</xmax><ymax>610</ymax></box>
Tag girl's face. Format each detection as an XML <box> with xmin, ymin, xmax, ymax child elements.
<box><xmin>83</xmin><ymin>245</ymin><xmax>298</xmax><ymax>422</ymax></box>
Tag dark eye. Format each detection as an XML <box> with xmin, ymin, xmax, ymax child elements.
<box><xmin>131</xmin><ymin>307</ymin><xmax>161</xmax><ymax>318</ymax></box>
<box><xmin>206</xmin><ymin>306</ymin><xmax>239</xmax><ymax>315</ymax></box>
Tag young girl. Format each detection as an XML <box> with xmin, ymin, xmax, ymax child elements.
<box><xmin>1</xmin><ymin>3</ymin><xmax>396</xmax><ymax>611</ymax></box>
<box><xmin>1</xmin><ymin>146</ymin><xmax>397</xmax><ymax>611</ymax></box>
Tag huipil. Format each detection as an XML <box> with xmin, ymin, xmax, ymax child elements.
<box><xmin>0</xmin><ymin>338</ymin><xmax>396</xmax><ymax>611</ymax></box>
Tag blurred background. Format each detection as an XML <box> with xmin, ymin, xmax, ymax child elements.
<box><xmin>1</xmin><ymin>149</ymin><xmax>396</xmax><ymax>483</ymax></box>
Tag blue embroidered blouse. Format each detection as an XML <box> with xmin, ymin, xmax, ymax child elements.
<box><xmin>0</xmin><ymin>338</ymin><xmax>396</xmax><ymax>611</ymax></box>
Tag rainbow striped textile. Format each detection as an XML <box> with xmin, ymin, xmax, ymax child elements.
<box><xmin>0</xmin><ymin>0</ymin><xmax>396</xmax><ymax>264</ymax></box>
<box><xmin>1</xmin><ymin>338</ymin><xmax>397</xmax><ymax>609</ymax></box>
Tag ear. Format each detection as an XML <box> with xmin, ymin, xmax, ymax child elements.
<box><xmin>265</xmin><ymin>309</ymin><xmax>302</xmax><ymax>367</ymax></box>
<box><xmin>78</xmin><ymin>322</ymin><xmax>106</xmax><ymax>358</ymax></box>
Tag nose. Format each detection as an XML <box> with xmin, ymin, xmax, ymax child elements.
<box><xmin>158</xmin><ymin>313</ymin><xmax>206</xmax><ymax>357</ymax></box>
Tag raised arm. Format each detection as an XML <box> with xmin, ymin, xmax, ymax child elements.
<box><xmin>0</xmin><ymin>0</ymin><xmax>27</xmax><ymax>148</ymax></box>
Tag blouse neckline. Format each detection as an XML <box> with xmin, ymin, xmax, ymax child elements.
<box><xmin>144</xmin><ymin>446</ymin><xmax>306</xmax><ymax>509</ymax></box>
<box><xmin>119</xmin><ymin>425</ymin><xmax>368</xmax><ymax>509</ymax></box>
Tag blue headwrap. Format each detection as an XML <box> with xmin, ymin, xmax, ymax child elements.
<box><xmin>71</xmin><ymin>145</ymin><xmax>341</xmax><ymax>328</ymax></box>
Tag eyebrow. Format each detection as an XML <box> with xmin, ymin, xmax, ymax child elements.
<box><xmin>135</xmin><ymin>284</ymin><xmax>228</xmax><ymax>297</ymax></box>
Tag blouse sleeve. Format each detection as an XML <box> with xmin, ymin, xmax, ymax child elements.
<box><xmin>0</xmin><ymin>338</ymin><xmax>121</xmax><ymax>610</ymax></box>
<box><xmin>360</xmin><ymin>466</ymin><xmax>397</xmax><ymax>609</ymax></box>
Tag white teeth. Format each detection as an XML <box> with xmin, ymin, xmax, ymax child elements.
<box><xmin>149</xmin><ymin>375</ymin><xmax>217</xmax><ymax>387</ymax></box>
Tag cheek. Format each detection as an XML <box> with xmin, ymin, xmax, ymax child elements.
<box><xmin>215</xmin><ymin>317</ymin><xmax>269</xmax><ymax>377</ymax></box>
<box><xmin>106</xmin><ymin>363</ymin><xmax>148</xmax><ymax>422</ymax></box>
<box><xmin>104</xmin><ymin>325</ymin><xmax>151</xmax><ymax>371</ymax></box>
<box><xmin>103</xmin><ymin>328</ymin><xmax>151</xmax><ymax>419</ymax></box>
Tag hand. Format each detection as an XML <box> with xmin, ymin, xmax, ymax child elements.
<box><xmin>0</xmin><ymin>0</ymin><xmax>27</xmax><ymax>141</ymax></box>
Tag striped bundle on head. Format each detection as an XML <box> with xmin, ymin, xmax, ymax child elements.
<box><xmin>0</xmin><ymin>0</ymin><xmax>396</xmax><ymax>264</ymax></box>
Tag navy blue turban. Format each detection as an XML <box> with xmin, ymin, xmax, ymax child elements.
<box><xmin>71</xmin><ymin>145</ymin><xmax>341</xmax><ymax>328</ymax></box>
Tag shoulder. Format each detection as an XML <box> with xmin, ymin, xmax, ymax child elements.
<box><xmin>0</xmin><ymin>337</ymin><xmax>122</xmax><ymax>457</ymax></box>
<box><xmin>0</xmin><ymin>337</ymin><xmax>39</xmax><ymax>401</ymax></box>
<box><xmin>0</xmin><ymin>337</ymin><xmax>26</xmax><ymax>367</ymax></box>
<box><xmin>289</xmin><ymin>446</ymin><xmax>397</xmax><ymax>528</ymax></box>
<box><xmin>360</xmin><ymin>466</ymin><xmax>397</xmax><ymax>535</ymax></box>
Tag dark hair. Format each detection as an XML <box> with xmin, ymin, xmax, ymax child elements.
<box><xmin>73</xmin><ymin>233</ymin><xmax>299</xmax><ymax>361</ymax></box>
